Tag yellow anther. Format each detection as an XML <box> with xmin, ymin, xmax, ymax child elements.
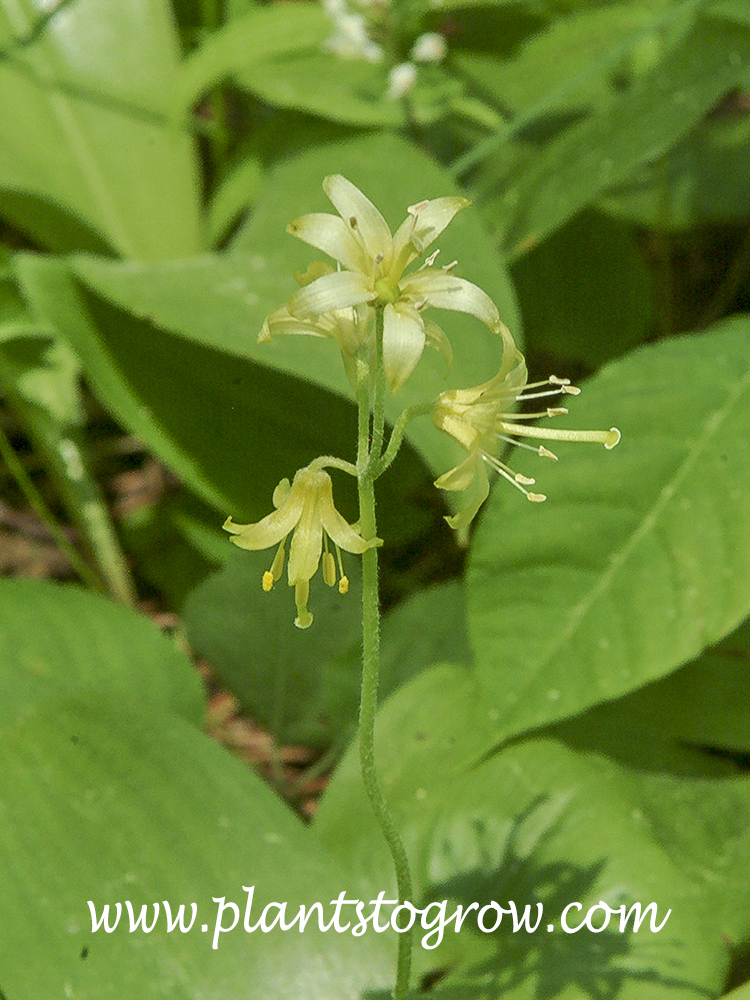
<box><xmin>339</xmin><ymin>576</ymin><xmax>350</xmax><ymax>595</ymax></box>
<box><xmin>262</xmin><ymin>571</ymin><xmax>275</xmax><ymax>592</ymax></box>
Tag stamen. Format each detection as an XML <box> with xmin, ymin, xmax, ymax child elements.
<box><xmin>339</xmin><ymin>576</ymin><xmax>350</xmax><ymax>595</ymax></box>
<box><xmin>323</xmin><ymin>551</ymin><xmax>337</xmax><ymax>587</ymax></box>
<box><xmin>514</xmin><ymin>473</ymin><xmax>536</xmax><ymax>485</ymax></box>
<box><xmin>539</xmin><ymin>445</ymin><xmax>558</xmax><ymax>460</ymax></box>
<box><xmin>264</xmin><ymin>539</ymin><xmax>286</xmax><ymax>590</ymax></box>
<box><xmin>424</xmin><ymin>249</ymin><xmax>440</xmax><ymax>267</ymax></box>
<box><xmin>443</xmin><ymin>260</ymin><xmax>458</xmax><ymax>273</ymax></box>
<box><xmin>483</xmin><ymin>452</ymin><xmax>543</xmax><ymax>501</ymax></box>
<box><xmin>516</xmin><ymin>388</ymin><xmax>573</xmax><ymax>403</ymax></box>
<box><xmin>548</xmin><ymin>375</ymin><xmax>570</xmax><ymax>385</ymax></box>
<box><xmin>408</xmin><ymin>199</ymin><xmax>430</xmax><ymax>216</ymax></box>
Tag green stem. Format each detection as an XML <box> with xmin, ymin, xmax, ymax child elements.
<box><xmin>0</xmin><ymin>419</ymin><xmax>103</xmax><ymax>593</ymax></box>
<box><xmin>355</xmin><ymin>352</ymin><xmax>414</xmax><ymax>1000</ymax></box>
<box><xmin>372</xmin><ymin>401</ymin><xmax>433</xmax><ymax>480</ymax></box>
<box><xmin>366</xmin><ymin>307</ymin><xmax>387</xmax><ymax>477</ymax></box>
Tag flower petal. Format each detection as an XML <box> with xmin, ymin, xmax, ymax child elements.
<box><xmin>223</xmin><ymin>488</ymin><xmax>304</xmax><ymax>550</ymax></box>
<box><xmin>259</xmin><ymin>305</ymin><xmax>331</xmax><ymax>343</ymax></box>
<box><xmin>401</xmin><ymin>270</ymin><xmax>505</xmax><ymax>335</ymax></box>
<box><xmin>286</xmin><ymin>478</ymin><xmax>324</xmax><ymax>584</ymax></box>
<box><xmin>382</xmin><ymin>302</ymin><xmax>426</xmax><ymax>392</ymax></box>
<box><xmin>323</xmin><ymin>174</ymin><xmax>394</xmax><ymax>267</ymax></box>
<box><xmin>287</xmin><ymin>212</ymin><xmax>368</xmax><ymax>274</ymax></box>
<box><xmin>424</xmin><ymin>319</ymin><xmax>453</xmax><ymax>374</ymax></box>
<box><xmin>288</xmin><ymin>270</ymin><xmax>373</xmax><ymax>318</ymax></box>
<box><xmin>393</xmin><ymin>196</ymin><xmax>469</xmax><ymax>260</ymax></box>
<box><xmin>317</xmin><ymin>483</ymin><xmax>376</xmax><ymax>554</ymax></box>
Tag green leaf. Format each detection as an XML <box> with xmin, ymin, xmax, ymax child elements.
<box><xmin>0</xmin><ymin>698</ymin><xmax>394</xmax><ymax>999</ymax></box>
<box><xmin>510</xmin><ymin>208</ymin><xmax>653</xmax><ymax>367</ymax></box>
<box><xmin>477</xmin><ymin>11</ymin><xmax>750</xmax><ymax>256</ymax></box>
<box><xmin>600</xmin><ymin>111</ymin><xmax>750</xmax><ymax>229</ymax></box>
<box><xmin>182</xmin><ymin>550</ymin><xmax>364</xmax><ymax>748</ymax></box>
<box><xmin>236</xmin><ymin>53</ymin><xmax>404</xmax><ymax>127</ymax></box>
<box><xmin>0</xmin><ymin>578</ymin><xmax>204</xmax><ymax>726</ymax></box>
<box><xmin>316</xmin><ymin>665</ymin><xmax>750</xmax><ymax>997</ymax></box>
<box><xmin>467</xmin><ymin>317</ymin><xmax>750</xmax><ymax>746</ymax></box>
<box><xmin>553</xmin><ymin>615</ymin><xmax>750</xmax><ymax>773</ymax></box>
<box><xmin>172</xmin><ymin>4</ymin><xmax>331</xmax><ymax>113</ymax></box>
<box><xmin>0</xmin><ymin>0</ymin><xmax>201</xmax><ymax>258</ymax></box>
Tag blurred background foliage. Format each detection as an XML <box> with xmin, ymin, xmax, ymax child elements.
<box><xmin>2</xmin><ymin>0</ymin><xmax>750</xmax><ymax>997</ymax></box>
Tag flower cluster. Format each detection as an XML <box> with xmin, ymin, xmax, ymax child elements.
<box><xmin>227</xmin><ymin>176</ymin><xmax>620</xmax><ymax>624</ymax></box>
<box><xmin>321</xmin><ymin>0</ymin><xmax>448</xmax><ymax>99</ymax></box>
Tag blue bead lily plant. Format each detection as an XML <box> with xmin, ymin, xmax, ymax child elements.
<box><xmin>223</xmin><ymin>175</ymin><xmax>620</xmax><ymax>1000</ymax></box>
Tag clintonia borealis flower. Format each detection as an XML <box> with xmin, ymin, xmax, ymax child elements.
<box><xmin>432</xmin><ymin>348</ymin><xmax>621</xmax><ymax>534</ymax></box>
<box><xmin>268</xmin><ymin>174</ymin><xmax>512</xmax><ymax>392</ymax></box>
<box><xmin>224</xmin><ymin>459</ymin><xmax>380</xmax><ymax>629</ymax></box>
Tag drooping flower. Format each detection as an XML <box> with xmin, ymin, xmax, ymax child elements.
<box><xmin>432</xmin><ymin>349</ymin><xmax>621</xmax><ymax>534</ymax></box>
<box><xmin>224</xmin><ymin>459</ymin><xmax>380</xmax><ymax>629</ymax></box>
<box><xmin>277</xmin><ymin>174</ymin><xmax>513</xmax><ymax>391</ymax></box>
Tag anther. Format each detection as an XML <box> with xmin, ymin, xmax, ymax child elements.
<box><xmin>408</xmin><ymin>199</ymin><xmax>430</xmax><ymax>216</ymax></box>
<box><xmin>539</xmin><ymin>445</ymin><xmax>558</xmax><ymax>460</ymax></box>
<box><xmin>424</xmin><ymin>249</ymin><xmax>440</xmax><ymax>266</ymax></box>
<box><xmin>515</xmin><ymin>473</ymin><xmax>536</xmax><ymax>485</ymax></box>
<box><xmin>547</xmin><ymin>407</ymin><xmax>568</xmax><ymax>416</ymax></box>
<box><xmin>560</xmin><ymin>384</ymin><xmax>581</xmax><ymax>395</ymax></box>
<box><xmin>349</xmin><ymin>216</ymin><xmax>358</xmax><ymax>229</ymax></box>
<box><xmin>443</xmin><ymin>260</ymin><xmax>458</xmax><ymax>273</ymax></box>
<box><xmin>548</xmin><ymin>375</ymin><xmax>570</xmax><ymax>385</ymax></box>
<box><xmin>528</xmin><ymin>492</ymin><xmax>547</xmax><ymax>502</ymax></box>
<box><xmin>262</xmin><ymin>571</ymin><xmax>275</xmax><ymax>592</ymax></box>
<box><xmin>339</xmin><ymin>576</ymin><xmax>350</xmax><ymax>595</ymax></box>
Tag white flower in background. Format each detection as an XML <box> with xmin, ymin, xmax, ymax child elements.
<box><xmin>410</xmin><ymin>32</ymin><xmax>447</xmax><ymax>63</ymax></box>
<box><xmin>322</xmin><ymin>0</ymin><xmax>383</xmax><ymax>62</ymax></box>
<box><xmin>387</xmin><ymin>62</ymin><xmax>418</xmax><ymax>99</ymax></box>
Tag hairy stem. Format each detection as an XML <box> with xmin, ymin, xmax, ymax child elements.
<box><xmin>355</xmin><ymin>347</ymin><xmax>414</xmax><ymax>1000</ymax></box>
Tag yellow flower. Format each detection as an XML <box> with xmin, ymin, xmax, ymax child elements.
<box><xmin>276</xmin><ymin>174</ymin><xmax>511</xmax><ymax>391</ymax></box>
<box><xmin>432</xmin><ymin>350</ymin><xmax>620</xmax><ymax>533</ymax></box>
<box><xmin>224</xmin><ymin>459</ymin><xmax>380</xmax><ymax>628</ymax></box>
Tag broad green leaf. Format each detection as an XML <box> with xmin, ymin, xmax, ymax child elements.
<box><xmin>316</xmin><ymin>665</ymin><xmax>749</xmax><ymax>997</ymax></box>
<box><xmin>172</xmin><ymin>4</ymin><xmax>331</xmax><ymax>113</ymax></box>
<box><xmin>554</xmin><ymin>615</ymin><xmax>750</xmax><ymax>772</ymax></box>
<box><xmin>467</xmin><ymin>317</ymin><xmax>750</xmax><ymax>746</ymax></box>
<box><xmin>182</xmin><ymin>566</ymin><xmax>469</xmax><ymax>750</ymax></box>
<box><xmin>0</xmin><ymin>0</ymin><xmax>201</xmax><ymax>258</ymax></box>
<box><xmin>15</xmin><ymin>252</ymin><xmax>359</xmax><ymax>522</ymax></box>
<box><xmin>238</xmin><ymin>52</ymin><xmax>404</xmax><ymax>127</ymax></box>
<box><xmin>0</xmin><ymin>578</ymin><xmax>204</xmax><ymax>725</ymax></box>
<box><xmin>510</xmin><ymin>208</ymin><xmax>653</xmax><ymax>366</ymax></box>
<box><xmin>600</xmin><ymin>111</ymin><xmax>750</xmax><ymax>229</ymax></box>
<box><xmin>0</xmin><ymin>698</ymin><xmax>394</xmax><ymax>1000</ymax></box>
<box><xmin>477</xmin><ymin>12</ymin><xmax>750</xmax><ymax>256</ymax></box>
<box><xmin>182</xmin><ymin>549</ymin><xmax>364</xmax><ymax>748</ymax></box>
<box><xmin>207</xmin><ymin>154</ymin><xmax>264</xmax><ymax>246</ymax></box>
